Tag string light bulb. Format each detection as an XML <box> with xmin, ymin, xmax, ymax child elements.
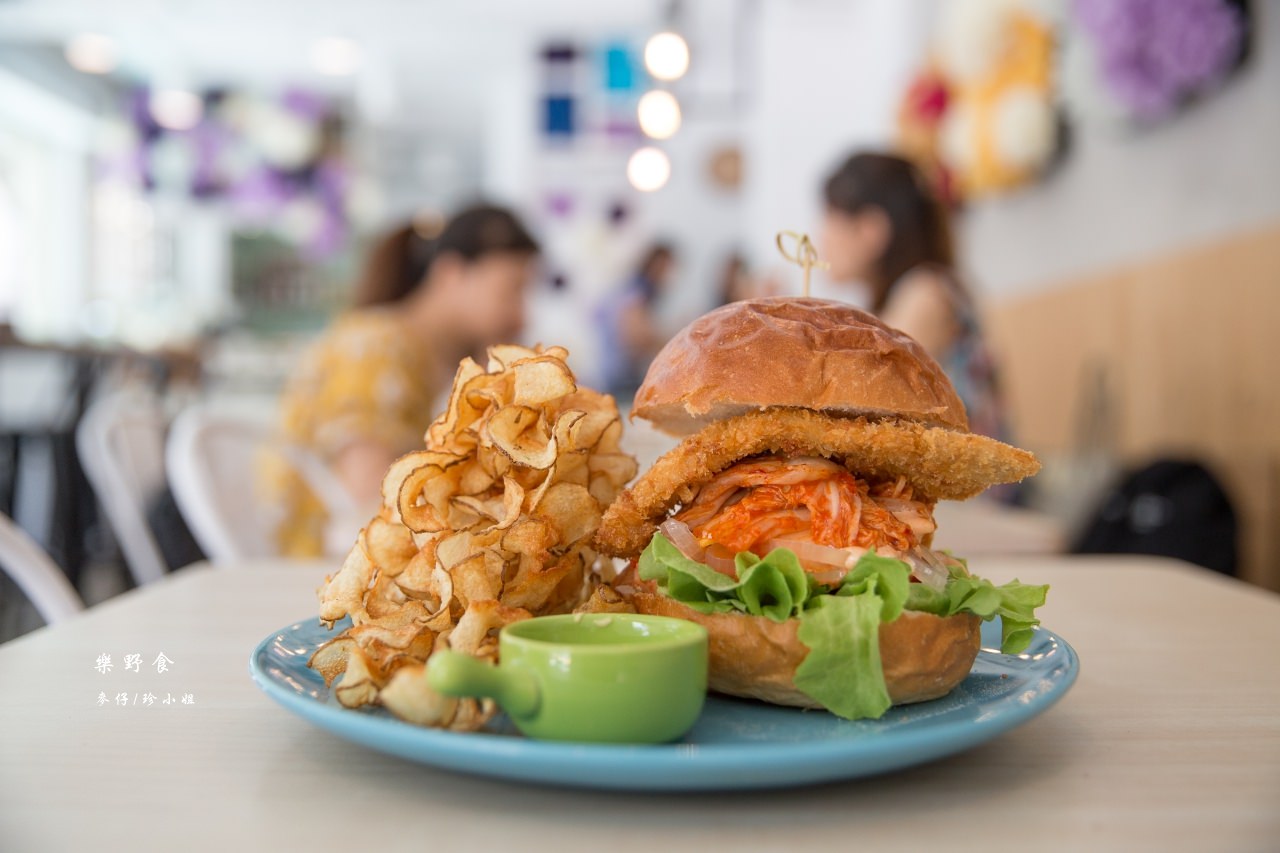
<box><xmin>310</xmin><ymin>37</ymin><xmax>362</xmax><ymax>77</ymax></box>
<box><xmin>644</xmin><ymin>31</ymin><xmax>689</xmax><ymax>82</ymax></box>
<box><xmin>65</xmin><ymin>34</ymin><xmax>117</xmax><ymax>75</ymax></box>
<box><xmin>637</xmin><ymin>90</ymin><xmax>682</xmax><ymax>139</ymax></box>
<box><xmin>627</xmin><ymin>147</ymin><xmax>671</xmax><ymax>192</ymax></box>
<box><xmin>149</xmin><ymin>89</ymin><xmax>203</xmax><ymax>131</ymax></box>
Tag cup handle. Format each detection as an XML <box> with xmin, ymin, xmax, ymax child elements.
<box><xmin>426</xmin><ymin>651</ymin><xmax>540</xmax><ymax>719</ymax></box>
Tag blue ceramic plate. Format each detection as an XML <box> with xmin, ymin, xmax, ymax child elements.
<box><xmin>249</xmin><ymin>617</ymin><xmax>1078</xmax><ymax>791</ymax></box>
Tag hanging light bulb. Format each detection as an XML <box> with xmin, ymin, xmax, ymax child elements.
<box><xmin>627</xmin><ymin>147</ymin><xmax>671</xmax><ymax>192</ymax></box>
<box><xmin>637</xmin><ymin>90</ymin><xmax>682</xmax><ymax>140</ymax></box>
<box><xmin>149</xmin><ymin>89</ymin><xmax>204</xmax><ymax>131</ymax></box>
<box><xmin>65</xmin><ymin>34</ymin><xmax>118</xmax><ymax>75</ymax></box>
<box><xmin>310</xmin><ymin>37</ymin><xmax>362</xmax><ymax>77</ymax></box>
<box><xmin>644</xmin><ymin>31</ymin><xmax>689</xmax><ymax>82</ymax></box>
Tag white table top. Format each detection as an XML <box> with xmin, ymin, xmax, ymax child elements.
<box><xmin>2</xmin><ymin>555</ymin><xmax>1278</xmax><ymax>851</ymax></box>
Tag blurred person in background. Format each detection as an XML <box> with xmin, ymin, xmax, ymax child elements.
<box><xmin>596</xmin><ymin>241</ymin><xmax>676</xmax><ymax>399</ymax></box>
<box><xmin>266</xmin><ymin>204</ymin><xmax>540</xmax><ymax>556</ymax></box>
<box><xmin>820</xmin><ymin>151</ymin><xmax>1007</xmax><ymax>442</ymax></box>
<box><xmin>716</xmin><ymin>251</ymin><xmax>754</xmax><ymax>306</ymax></box>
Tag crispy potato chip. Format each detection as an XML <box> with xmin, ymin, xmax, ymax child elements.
<box><xmin>552</xmin><ymin>452</ymin><xmax>591</xmax><ymax>488</ymax></box>
<box><xmin>381</xmin><ymin>451</ymin><xmax>465</xmax><ymax>523</ymax></box>
<box><xmin>308</xmin><ymin>636</ymin><xmax>357</xmax><ymax>686</ymax></box>
<box><xmin>502</xmin><ymin>549</ymin><xmax>580</xmax><ymax>612</ymax></box>
<box><xmin>446</xmin><ymin>499</ymin><xmax>484</xmax><ymax>530</ymax></box>
<box><xmin>512</xmin><ymin>357</ymin><xmax>576</xmax><ymax>405</ymax></box>
<box><xmin>448</xmin><ymin>599</ymin><xmax>532</xmax><ymax>655</ymax></box>
<box><xmin>551</xmin><ymin>410</ymin><xmax>586</xmax><ymax>447</ymax></box>
<box><xmin>456</xmin><ymin>458</ymin><xmax>497</xmax><ymax>496</ymax></box>
<box><xmin>498</xmin><ymin>476</ymin><xmax>525</xmax><ymax>529</ymax></box>
<box><xmin>486</xmin><ymin>405</ymin><xmax>558</xmax><ymax>470</ymax></box>
<box><xmin>575</xmin><ymin>583</ymin><xmax>638</xmax><ymax>615</ymax></box>
<box><xmin>398</xmin><ymin>457</ymin><xmax>467</xmax><ymax>533</ymax></box>
<box><xmin>394</xmin><ymin>547</ymin><xmax>438</xmax><ymax>599</ymax></box>
<box><xmin>486</xmin><ymin>343</ymin><xmax>541</xmax><ymax>372</ymax></box>
<box><xmin>449</xmin><ymin>551</ymin><xmax>504</xmax><ymax>608</ymax></box>
<box><xmin>310</xmin><ymin>342</ymin><xmax>636</xmax><ymax>730</ymax></box>
<box><xmin>379</xmin><ymin>663</ymin><xmax>461</xmax><ymax>727</ymax></box>
<box><xmin>447</xmin><ymin>697</ymin><xmax>496</xmax><ymax>732</ymax></box>
<box><xmin>424</xmin><ymin>567</ymin><xmax>454</xmax><ymax>629</ymax></box>
<box><xmin>588</xmin><ymin>451</ymin><xmax>639</xmax><ymax>487</ymax></box>
<box><xmin>427</xmin><ymin>358</ymin><xmax>486</xmax><ymax>446</ymax></box>
<box><xmin>501</xmin><ymin>517</ymin><xmax>557</xmax><ymax>560</ymax></box>
<box><xmin>334</xmin><ymin>649</ymin><xmax>380</xmax><ymax>707</ymax></box>
<box><xmin>365</xmin><ymin>571</ymin><xmax>410</xmax><ymax>619</ymax></box>
<box><xmin>318</xmin><ymin>545</ymin><xmax>374</xmax><ymax>624</ymax></box>
<box><xmin>362</xmin><ymin>515</ymin><xmax>418</xmax><ymax>576</ymax></box>
<box><xmin>533</xmin><ymin>482</ymin><xmax>601</xmax><ymax>545</ymax></box>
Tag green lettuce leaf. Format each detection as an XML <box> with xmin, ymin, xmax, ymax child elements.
<box><xmin>904</xmin><ymin>572</ymin><xmax>1049</xmax><ymax>655</ymax></box>
<box><xmin>637</xmin><ymin>533</ymin><xmax>1049</xmax><ymax>718</ymax></box>
<box><xmin>835</xmin><ymin>551</ymin><xmax>910</xmax><ymax>621</ymax></box>
<box><xmin>637</xmin><ymin>533</ymin><xmax>812</xmax><ymax>621</ymax></box>
<box><xmin>794</xmin><ymin>555</ymin><xmax>910</xmax><ymax>719</ymax></box>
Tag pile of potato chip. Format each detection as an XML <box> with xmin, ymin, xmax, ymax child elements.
<box><xmin>309</xmin><ymin>344</ymin><xmax>637</xmax><ymax>729</ymax></box>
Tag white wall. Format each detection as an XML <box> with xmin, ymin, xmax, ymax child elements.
<box><xmin>961</xmin><ymin>4</ymin><xmax>1280</xmax><ymax>300</ymax></box>
<box><xmin>635</xmin><ymin>113</ymin><xmax>746</xmax><ymax>329</ymax></box>
<box><xmin>478</xmin><ymin>0</ymin><xmax>946</xmax><ymax>376</ymax></box>
<box><xmin>0</xmin><ymin>66</ymin><xmax>94</xmax><ymax>341</ymax></box>
<box><xmin>480</xmin><ymin>4</ymin><xmax>749</xmax><ymax>384</ymax></box>
<box><xmin>742</xmin><ymin>0</ymin><xmax>932</xmax><ymax>284</ymax></box>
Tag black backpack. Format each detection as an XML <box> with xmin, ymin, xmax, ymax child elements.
<box><xmin>1071</xmin><ymin>459</ymin><xmax>1238</xmax><ymax>575</ymax></box>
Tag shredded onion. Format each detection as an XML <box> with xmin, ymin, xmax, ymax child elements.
<box><xmin>659</xmin><ymin>518</ymin><xmax>705</xmax><ymax>562</ymax></box>
<box><xmin>703</xmin><ymin>543</ymin><xmax>738</xmax><ymax>577</ymax></box>
<box><xmin>907</xmin><ymin>546</ymin><xmax>950</xmax><ymax>591</ymax></box>
<box><xmin>875</xmin><ymin>497</ymin><xmax>938</xmax><ymax>536</ymax></box>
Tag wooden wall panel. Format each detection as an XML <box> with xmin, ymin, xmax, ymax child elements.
<box><xmin>986</xmin><ymin>222</ymin><xmax>1280</xmax><ymax>590</ymax></box>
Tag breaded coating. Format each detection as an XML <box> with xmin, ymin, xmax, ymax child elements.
<box><xmin>596</xmin><ymin>408</ymin><xmax>1040</xmax><ymax>558</ymax></box>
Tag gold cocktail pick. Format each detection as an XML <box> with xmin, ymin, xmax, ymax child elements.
<box><xmin>775</xmin><ymin>231</ymin><xmax>829</xmax><ymax>298</ymax></box>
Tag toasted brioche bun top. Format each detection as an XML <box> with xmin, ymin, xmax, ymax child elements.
<box><xmin>632</xmin><ymin>297</ymin><xmax>969</xmax><ymax>436</ymax></box>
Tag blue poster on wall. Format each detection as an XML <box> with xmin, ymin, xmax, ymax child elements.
<box><xmin>603</xmin><ymin>42</ymin><xmax>638</xmax><ymax>92</ymax></box>
<box><xmin>543</xmin><ymin>96</ymin><xmax>576</xmax><ymax>136</ymax></box>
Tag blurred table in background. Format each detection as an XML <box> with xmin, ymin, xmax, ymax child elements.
<box><xmin>933</xmin><ymin>499</ymin><xmax>1065</xmax><ymax>556</ymax></box>
<box><xmin>0</xmin><ymin>334</ymin><xmax>202</xmax><ymax>599</ymax></box>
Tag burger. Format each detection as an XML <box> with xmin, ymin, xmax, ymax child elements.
<box><xmin>594</xmin><ymin>297</ymin><xmax>1048</xmax><ymax>720</ymax></box>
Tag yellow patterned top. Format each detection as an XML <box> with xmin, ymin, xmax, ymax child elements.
<box><xmin>263</xmin><ymin>308</ymin><xmax>440</xmax><ymax>557</ymax></box>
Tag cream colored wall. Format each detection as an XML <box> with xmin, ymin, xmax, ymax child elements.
<box><xmin>986</xmin><ymin>222</ymin><xmax>1280</xmax><ymax>590</ymax></box>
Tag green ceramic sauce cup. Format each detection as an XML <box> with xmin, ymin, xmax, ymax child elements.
<box><xmin>426</xmin><ymin>613</ymin><xmax>708</xmax><ymax>744</ymax></box>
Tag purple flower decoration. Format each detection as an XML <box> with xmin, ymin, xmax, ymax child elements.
<box><xmin>281</xmin><ymin>87</ymin><xmax>329</xmax><ymax>122</ymax></box>
<box><xmin>229</xmin><ymin>166</ymin><xmax>297</xmax><ymax>221</ymax></box>
<box><xmin>108</xmin><ymin>85</ymin><xmax>352</xmax><ymax>257</ymax></box>
<box><xmin>1073</xmin><ymin>0</ymin><xmax>1246</xmax><ymax>121</ymax></box>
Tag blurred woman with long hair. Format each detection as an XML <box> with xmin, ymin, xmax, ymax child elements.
<box><xmin>269</xmin><ymin>204</ymin><xmax>539</xmax><ymax>556</ymax></box>
<box><xmin>820</xmin><ymin>152</ymin><xmax>1007</xmax><ymax>442</ymax></box>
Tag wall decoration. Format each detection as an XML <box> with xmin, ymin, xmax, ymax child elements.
<box><xmin>896</xmin><ymin>67</ymin><xmax>958</xmax><ymax>206</ymax></box>
<box><xmin>706</xmin><ymin>144</ymin><xmax>743</xmax><ymax>191</ymax></box>
<box><xmin>897</xmin><ymin>0</ymin><xmax>1063</xmax><ymax>201</ymax></box>
<box><xmin>101</xmin><ymin>86</ymin><xmax>351</xmax><ymax>260</ymax></box>
<box><xmin>603</xmin><ymin>43</ymin><xmax>639</xmax><ymax>92</ymax></box>
<box><xmin>1064</xmin><ymin>0</ymin><xmax>1250</xmax><ymax>126</ymax></box>
<box><xmin>542</xmin><ymin>96</ymin><xmax>577</xmax><ymax>137</ymax></box>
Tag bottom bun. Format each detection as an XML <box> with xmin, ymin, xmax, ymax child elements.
<box><xmin>630</xmin><ymin>587</ymin><xmax>981</xmax><ymax>708</ymax></box>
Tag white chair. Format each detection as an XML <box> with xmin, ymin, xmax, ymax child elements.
<box><xmin>0</xmin><ymin>511</ymin><xmax>84</xmax><ymax>625</ymax></box>
<box><xmin>165</xmin><ymin>402</ymin><xmax>358</xmax><ymax>563</ymax></box>
<box><xmin>76</xmin><ymin>393</ymin><xmax>170</xmax><ymax>585</ymax></box>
